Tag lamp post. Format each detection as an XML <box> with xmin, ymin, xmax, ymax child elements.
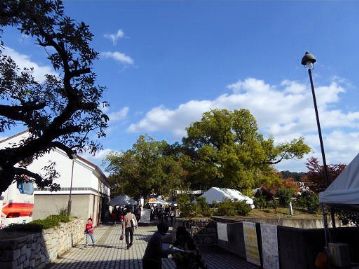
<box><xmin>301</xmin><ymin>52</ymin><xmax>330</xmax><ymax>186</ymax></box>
<box><xmin>67</xmin><ymin>153</ymin><xmax>77</xmax><ymax>216</ymax></box>
<box><xmin>301</xmin><ymin>52</ymin><xmax>333</xmax><ymax>247</ymax></box>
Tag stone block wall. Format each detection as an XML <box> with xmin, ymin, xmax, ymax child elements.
<box><xmin>0</xmin><ymin>218</ymin><xmax>85</xmax><ymax>269</ymax></box>
<box><xmin>175</xmin><ymin>218</ymin><xmax>217</xmax><ymax>246</ymax></box>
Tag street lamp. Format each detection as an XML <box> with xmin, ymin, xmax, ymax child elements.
<box><xmin>301</xmin><ymin>52</ymin><xmax>333</xmax><ymax>248</ymax></box>
<box><xmin>67</xmin><ymin>153</ymin><xmax>77</xmax><ymax>216</ymax></box>
<box><xmin>301</xmin><ymin>52</ymin><xmax>330</xmax><ymax>186</ymax></box>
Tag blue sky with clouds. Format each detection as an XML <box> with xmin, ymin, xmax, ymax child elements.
<box><xmin>2</xmin><ymin>0</ymin><xmax>359</xmax><ymax>171</ymax></box>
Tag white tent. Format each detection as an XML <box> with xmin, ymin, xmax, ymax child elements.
<box><xmin>200</xmin><ymin>187</ymin><xmax>254</xmax><ymax>208</ymax></box>
<box><xmin>320</xmin><ymin>153</ymin><xmax>359</xmax><ymax>205</ymax></box>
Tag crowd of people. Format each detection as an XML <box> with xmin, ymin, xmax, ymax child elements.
<box><xmin>147</xmin><ymin>204</ymin><xmax>177</xmax><ymax>226</ymax></box>
<box><xmin>85</xmin><ymin>203</ymin><xmax>207</xmax><ymax>269</ymax></box>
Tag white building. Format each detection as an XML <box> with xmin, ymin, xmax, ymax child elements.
<box><xmin>0</xmin><ymin>131</ymin><xmax>110</xmax><ymax>226</ymax></box>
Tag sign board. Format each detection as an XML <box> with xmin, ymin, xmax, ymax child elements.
<box><xmin>260</xmin><ymin>224</ymin><xmax>279</xmax><ymax>269</ymax></box>
<box><xmin>139</xmin><ymin>208</ymin><xmax>151</xmax><ymax>223</ymax></box>
<box><xmin>217</xmin><ymin>222</ymin><xmax>228</xmax><ymax>241</ymax></box>
<box><xmin>243</xmin><ymin>221</ymin><xmax>261</xmax><ymax>266</ymax></box>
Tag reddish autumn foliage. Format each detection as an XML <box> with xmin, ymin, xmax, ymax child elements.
<box><xmin>301</xmin><ymin>157</ymin><xmax>346</xmax><ymax>193</ymax></box>
<box><xmin>257</xmin><ymin>177</ymin><xmax>299</xmax><ymax>199</ymax></box>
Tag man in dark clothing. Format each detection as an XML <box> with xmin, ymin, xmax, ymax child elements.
<box><xmin>142</xmin><ymin>222</ymin><xmax>172</xmax><ymax>269</ymax></box>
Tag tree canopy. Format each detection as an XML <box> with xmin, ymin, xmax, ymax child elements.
<box><xmin>183</xmin><ymin>109</ymin><xmax>310</xmax><ymax>193</ymax></box>
<box><xmin>106</xmin><ymin>135</ymin><xmax>186</xmax><ymax>198</ymax></box>
<box><xmin>106</xmin><ymin>109</ymin><xmax>310</xmax><ymax>197</ymax></box>
<box><xmin>0</xmin><ymin>0</ymin><xmax>108</xmax><ymax>193</ymax></box>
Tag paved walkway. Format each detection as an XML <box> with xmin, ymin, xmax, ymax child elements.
<box><xmin>50</xmin><ymin>225</ymin><xmax>257</xmax><ymax>269</ymax></box>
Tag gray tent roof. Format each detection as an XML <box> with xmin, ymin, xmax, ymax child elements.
<box><xmin>110</xmin><ymin>195</ymin><xmax>137</xmax><ymax>206</ymax></box>
<box><xmin>319</xmin><ymin>153</ymin><xmax>359</xmax><ymax>205</ymax></box>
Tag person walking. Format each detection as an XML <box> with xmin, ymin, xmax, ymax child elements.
<box><xmin>123</xmin><ymin>206</ymin><xmax>137</xmax><ymax>249</ymax></box>
<box><xmin>84</xmin><ymin>217</ymin><xmax>95</xmax><ymax>247</ymax></box>
<box><xmin>169</xmin><ymin>206</ymin><xmax>175</xmax><ymax>226</ymax></box>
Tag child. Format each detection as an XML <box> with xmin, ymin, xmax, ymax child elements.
<box><xmin>84</xmin><ymin>217</ymin><xmax>95</xmax><ymax>247</ymax></box>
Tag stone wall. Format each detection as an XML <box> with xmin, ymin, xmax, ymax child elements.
<box><xmin>0</xmin><ymin>218</ymin><xmax>85</xmax><ymax>269</ymax></box>
<box><xmin>212</xmin><ymin>216</ymin><xmax>339</xmax><ymax>229</ymax></box>
<box><xmin>175</xmin><ymin>218</ymin><xmax>217</xmax><ymax>246</ymax></box>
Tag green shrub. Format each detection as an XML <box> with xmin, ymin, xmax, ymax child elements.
<box><xmin>335</xmin><ymin>207</ymin><xmax>359</xmax><ymax>226</ymax></box>
<box><xmin>31</xmin><ymin>214</ymin><xmax>70</xmax><ymax>229</ymax></box>
<box><xmin>216</xmin><ymin>199</ymin><xmax>252</xmax><ymax>216</ymax></box>
<box><xmin>216</xmin><ymin>199</ymin><xmax>237</xmax><ymax>216</ymax></box>
<box><xmin>235</xmin><ymin>200</ymin><xmax>251</xmax><ymax>216</ymax></box>
<box><xmin>195</xmin><ymin>196</ymin><xmax>212</xmax><ymax>217</ymax></box>
<box><xmin>268</xmin><ymin>199</ymin><xmax>279</xmax><ymax>209</ymax></box>
<box><xmin>277</xmin><ymin>187</ymin><xmax>295</xmax><ymax>207</ymax></box>
<box><xmin>295</xmin><ymin>191</ymin><xmax>319</xmax><ymax>213</ymax></box>
<box><xmin>3</xmin><ymin>214</ymin><xmax>71</xmax><ymax>232</ymax></box>
<box><xmin>177</xmin><ymin>194</ymin><xmax>196</xmax><ymax>217</ymax></box>
<box><xmin>254</xmin><ymin>195</ymin><xmax>268</xmax><ymax>209</ymax></box>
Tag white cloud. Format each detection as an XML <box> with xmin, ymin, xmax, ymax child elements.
<box><xmin>104</xmin><ymin>29</ymin><xmax>125</xmax><ymax>45</ymax></box>
<box><xmin>108</xmin><ymin>107</ymin><xmax>129</xmax><ymax>123</ymax></box>
<box><xmin>101</xmin><ymin>51</ymin><xmax>134</xmax><ymax>65</ymax></box>
<box><xmin>3</xmin><ymin>47</ymin><xmax>55</xmax><ymax>83</ymax></box>
<box><xmin>79</xmin><ymin>148</ymin><xmax>121</xmax><ymax>169</ymax></box>
<box><xmin>129</xmin><ymin>77</ymin><xmax>359</xmax><ymax>170</ymax></box>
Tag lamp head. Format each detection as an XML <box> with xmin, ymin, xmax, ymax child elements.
<box><xmin>301</xmin><ymin>51</ymin><xmax>316</xmax><ymax>69</ymax></box>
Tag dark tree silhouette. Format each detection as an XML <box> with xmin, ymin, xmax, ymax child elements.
<box><xmin>302</xmin><ymin>157</ymin><xmax>346</xmax><ymax>193</ymax></box>
<box><xmin>0</xmin><ymin>0</ymin><xmax>108</xmax><ymax>193</ymax></box>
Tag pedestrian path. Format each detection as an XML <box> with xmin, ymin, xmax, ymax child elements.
<box><xmin>50</xmin><ymin>225</ymin><xmax>257</xmax><ymax>269</ymax></box>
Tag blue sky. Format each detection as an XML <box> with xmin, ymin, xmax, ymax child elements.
<box><xmin>3</xmin><ymin>0</ymin><xmax>359</xmax><ymax>172</ymax></box>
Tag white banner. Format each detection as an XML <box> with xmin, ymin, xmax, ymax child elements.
<box><xmin>217</xmin><ymin>222</ymin><xmax>228</xmax><ymax>241</ymax></box>
<box><xmin>260</xmin><ymin>224</ymin><xmax>279</xmax><ymax>269</ymax></box>
<box><xmin>243</xmin><ymin>221</ymin><xmax>261</xmax><ymax>266</ymax></box>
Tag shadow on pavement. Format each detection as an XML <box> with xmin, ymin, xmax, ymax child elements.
<box><xmin>200</xmin><ymin>246</ymin><xmax>259</xmax><ymax>269</ymax></box>
<box><xmin>48</xmin><ymin>259</ymin><xmax>143</xmax><ymax>269</ymax></box>
<box><xmin>72</xmin><ymin>244</ymin><xmax>126</xmax><ymax>250</ymax></box>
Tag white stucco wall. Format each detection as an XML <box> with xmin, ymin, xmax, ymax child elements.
<box><xmin>0</xmin><ymin>131</ymin><xmax>110</xmax><ymax>196</ymax></box>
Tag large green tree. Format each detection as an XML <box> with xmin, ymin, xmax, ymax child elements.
<box><xmin>183</xmin><ymin>109</ymin><xmax>310</xmax><ymax>193</ymax></box>
<box><xmin>106</xmin><ymin>135</ymin><xmax>185</xmax><ymax>198</ymax></box>
<box><xmin>0</xmin><ymin>0</ymin><xmax>108</xmax><ymax>193</ymax></box>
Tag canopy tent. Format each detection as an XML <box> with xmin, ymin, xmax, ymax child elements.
<box><xmin>200</xmin><ymin>187</ymin><xmax>254</xmax><ymax>208</ymax></box>
<box><xmin>110</xmin><ymin>195</ymin><xmax>137</xmax><ymax>206</ymax></box>
<box><xmin>320</xmin><ymin>153</ymin><xmax>359</xmax><ymax>205</ymax></box>
<box><xmin>148</xmin><ymin>197</ymin><xmax>169</xmax><ymax>205</ymax></box>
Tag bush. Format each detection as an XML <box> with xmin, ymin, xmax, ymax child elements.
<box><xmin>177</xmin><ymin>194</ymin><xmax>196</xmax><ymax>218</ymax></box>
<box><xmin>268</xmin><ymin>199</ymin><xmax>279</xmax><ymax>209</ymax></box>
<box><xmin>216</xmin><ymin>199</ymin><xmax>252</xmax><ymax>216</ymax></box>
<box><xmin>277</xmin><ymin>187</ymin><xmax>295</xmax><ymax>207</ymax></box>
<box><xmin>235</xmin><ymin>200</ymin><xmax>252</xmax><ymax>216</ymax></box>
<box><xmin>216</xmin><ymin>199</ymin><xmax>237</xmax><ymax>216</ymax></box>
<box><xmin>295</xmin><ymin>191</ymin><xmax>319</xmax><ymax>213</ymax></box>
<box><xmin>254</xmin><ymin>195</ymin><xmax>268</xmax><ymax>209</ymax></box>
<box><xmin>195</xmin><ymin>196</ymin><xmax>212</xmax><ymax>217</ymax></box>
<box><xmin>335</xmin><ymin>207</ymin><xmax>359</xmax><ymax>226</ymax></box>
<box><xmin>3</xmin><ymin>214</ymin><xmax>71</xmax><ymax>232</ymax></box>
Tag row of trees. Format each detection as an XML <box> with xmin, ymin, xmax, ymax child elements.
<box><xmin>106</xmin><ymin>109</ymin><xmax>311</xmax><ymax>198</ymax></box>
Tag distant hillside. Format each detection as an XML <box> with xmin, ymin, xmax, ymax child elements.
<box><xmin>280</xmin><ymin>170</ymin><xmax>306</xmax><ymax>181</ymax></box>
